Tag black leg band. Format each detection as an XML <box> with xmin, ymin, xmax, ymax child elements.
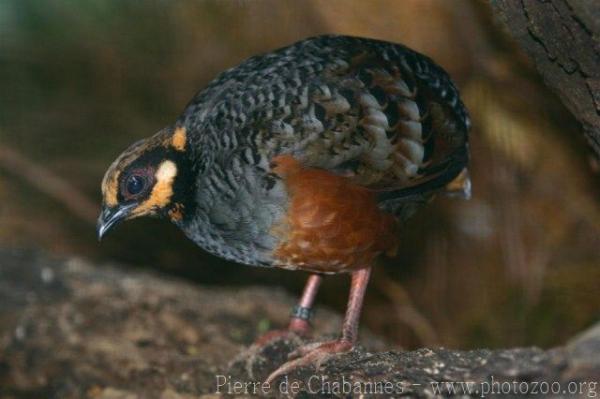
<box><xmin>290</xmin><ymin>305</ymin><xmax>314</xmax><ymax>321</ymax></box>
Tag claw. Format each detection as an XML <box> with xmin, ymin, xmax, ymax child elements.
<box><xmin>265</xmin><ymin>339</ymin><xmax>353</xmax><ymax>385</ymax></box>
<box><xmin>228</xmin><ymin>329</ymin><xmax>304</xmax><ymax>380</ymax></box>
<box><xmin>287</xmin><ymin>341</ymin><xmax>324</xmax><ymax>359</ymax></box>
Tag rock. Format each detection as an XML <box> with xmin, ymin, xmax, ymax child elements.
<box><xmin>0</xmin><ymin>248</ymin><xmax>598</xmax><ymax>398</ymax></box>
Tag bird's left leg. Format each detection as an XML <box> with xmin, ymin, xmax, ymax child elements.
<box><xmin>266</xmin><ymin>267</ymin><xmax>371</xmax><ymax>384</ymax></box>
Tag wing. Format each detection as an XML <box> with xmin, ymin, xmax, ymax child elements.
<box><xmin>181</xmin><ymin>35</ymin><xmax>469</xmax><ymax>198</ymax></box>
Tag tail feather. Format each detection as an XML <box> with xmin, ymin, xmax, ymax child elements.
<box><xmin>376</xmin><ymin>144</ymin><xmax>469</xmax><ymax>203</ymax></box>
<box><xmin>444</xmin><ymin>167</ymin><xmax>471</xmax><ymax>199</ymax></box>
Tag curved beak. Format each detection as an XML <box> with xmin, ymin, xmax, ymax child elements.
<box><xmin>97</xmin><ymin>203</ymin><xmax>136</xmax><ymax>241</ymax></box>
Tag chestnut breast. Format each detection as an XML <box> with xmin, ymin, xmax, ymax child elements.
<box><xmin>270</xmin><ymin>155</ymin><xmax>399</xmax><ymax>273</ymax></box>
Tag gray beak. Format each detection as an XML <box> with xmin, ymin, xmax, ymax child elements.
<box><xmin>97</xmin><ymin>203</ymin><xmax>135</xmax><ymax>241</ymax></box>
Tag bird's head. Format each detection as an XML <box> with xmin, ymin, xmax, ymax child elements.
<box><xmin>97</xmin><ymin>125</ymin><xmax>192</xmax><ymax>240</ymax></box>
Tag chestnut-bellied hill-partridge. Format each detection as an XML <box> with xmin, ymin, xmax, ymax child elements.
<box><xmin>97</xmin><ymin>35</ymin><xmax>470</xmax><ymax>382</ymax></box>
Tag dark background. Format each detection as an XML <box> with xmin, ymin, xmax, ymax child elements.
<box><xmin>1</xmin><ymin>0</ymin><xmax>598</xmax><ymax>350</ymax></box>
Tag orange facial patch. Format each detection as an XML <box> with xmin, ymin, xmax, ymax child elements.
<box><xmin>100</xmin><ymin>157</ymin><xmax>121</xmax><ymax>207</ymax></box>
<box><xmin>168</xmin><ymin>202</ymin><xmax>185</xmax><ymax>222</ymax></box>
<box><xmin>101</xmin><ymin>127</ymin><xmax>180</xmax><ymax>208</ymax></box>
<box><xmin>101</xmin><ymin>168</ymin><xmax>120</xmax><ymax>207</ymax></box>
<box><xmin>130</xmin><ymin>160</ymin><xmax>177</xmax><ymax>217</ymax></box>
<box><xmin>171</xmin><ymin>126</ymin><xmax>187</xmax><ymax>152</ymax></box>
<box><xmin>271</xmin><ymin>155</ymin><xmax>399</xmax><ymax>273</ymax></box>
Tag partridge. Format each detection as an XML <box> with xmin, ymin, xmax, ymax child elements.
<box><xmin>97</xmin><ymin>35</ymin><xmax>470</xmax><ymax>382</ymax></box>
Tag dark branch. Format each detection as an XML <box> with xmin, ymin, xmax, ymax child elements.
<box><xmin>491</xmin><ymin>0</ymin><xmax>600</xmax><ymax>158</ymax></box>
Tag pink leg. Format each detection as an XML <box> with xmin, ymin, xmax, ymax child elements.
<box><xmin>254</xmin><ymin>274</ymin><xmax>321</xmax><ymax>345</ymax></box>
<box><xmin>231</xmin><ymin>274</ymin><xmax>323</xmax><ymax>379</ymax></box>
<box><xmin>339</xmin><ymin>267</ymin><xmax>371</xmax><ymax>344</ymax></box>
<box><xmin>288</xmin><ymin>274</ymin><xmax>322</xmax><ymax>334</ymax></box>
<box><xmin>266</xmin><ymin>267</ymin><xmax>372</xmax><ymax>384</ymax></box>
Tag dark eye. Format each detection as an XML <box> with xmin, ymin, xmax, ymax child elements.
<box><xmin>126</xmin><ymin>175</ymin><xmax>146</xmax><ymax>195</ymax></box>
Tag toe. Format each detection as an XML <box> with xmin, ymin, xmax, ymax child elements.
<box><xmin>228</xmin><ymin>329</ymin><xmax>303</xmax><ymax>380</ymax></box>
<box><xmin>265</xmin><ymin>356</ymin><xmax>307</xmax><ymax>385</ymax></box>
<box><xmin>288</xmin><ymin>341</ymin><xmax>323</xmax><ymax>358</ymax></box>
<box><xmin>265</xmin><ymin>339</ymin><xmax>354</xmax><ymax>384</ymax></box>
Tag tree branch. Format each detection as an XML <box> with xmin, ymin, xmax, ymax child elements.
<box><xmin>491</xmin><ymin>0</ymin><xmax>600</xmax><ymax>158</ymax></box>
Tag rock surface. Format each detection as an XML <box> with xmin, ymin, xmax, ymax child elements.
<box><xmin>0</xmin><ymin>248</ymin><xmax>598</xmax><ymax>398</ymax></box>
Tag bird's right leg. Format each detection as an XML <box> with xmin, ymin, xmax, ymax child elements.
<box><xmin>230</xmin><ymin>274</ymin><xmax>322</xmax><ymax>378</ymax></box>
<box><xmin>255</xmin><ymin>273</ymin><xmax>322</xmax><ymax>344</ymax></box>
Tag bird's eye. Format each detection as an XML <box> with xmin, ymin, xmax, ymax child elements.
<box><xmin>126</xmin><ymin>175</ymin><xmax>146</xmax><ymax>196</ymax></box>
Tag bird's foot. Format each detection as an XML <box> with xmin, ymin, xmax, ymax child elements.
<box><xmin>265</xmin><ymin>339</ymin><xmax>353</xmax><ymax>385</ymax></box>
<box><xmin>229</xmin><ymin>328</ymin><xmax>306</xmax><ymax>380</ymax></box>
